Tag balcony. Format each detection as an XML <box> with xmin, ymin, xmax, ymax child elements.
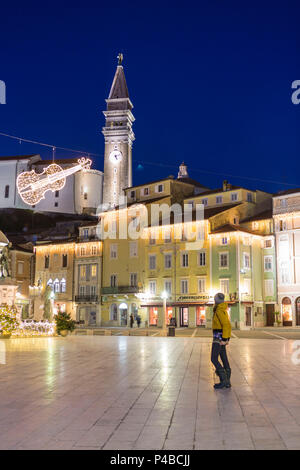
<box><xmin>75</xmin><ymin>295</ymin><xmax>99</xmax><ymax>303</ymax></box>
<box><xmin>101</xmin><ymin>286</ymin><xmax>140</xmax><ymax>295</ymax></box>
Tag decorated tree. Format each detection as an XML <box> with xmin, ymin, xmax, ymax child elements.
<box><xmin>0</xmin><ymin>304</ymin><xmax>19</xmax><ymax>335</ymax></box>
<box><xmin>55</xmin><ymin>311</ymin><xmax>75</xmax><ymax>335</ymax></box>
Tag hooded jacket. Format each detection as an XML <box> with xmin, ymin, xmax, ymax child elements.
<box><xmin>212</xmin><ymin>302</ymin><xmax>232</xmax><ymax>341</ymax></box>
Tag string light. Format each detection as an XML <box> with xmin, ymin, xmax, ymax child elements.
<box><xmin>16</xmin><ymin>157</ymin><xmax>92</xmax><ymax>206</ymax></box>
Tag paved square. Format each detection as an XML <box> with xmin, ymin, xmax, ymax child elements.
<box><xmin>0</xmin><ymin>335</ymin><xmax>300</xmax><ymax>450</ymax></box>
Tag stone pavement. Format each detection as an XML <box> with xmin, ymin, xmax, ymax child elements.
<box><xmin>0</xmin><ymin>335</ymin><xmax>300</xmax><ymax>450</ymax></box>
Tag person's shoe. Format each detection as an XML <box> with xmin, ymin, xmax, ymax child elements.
<box><xmin>214</xmin><ymin>368</ymin><xmax>227</xmax><ymax>389</ymax></box>
<box><xmin>225</xmin><ymin>368</ymin><xmax>231</xmax><ymax>388</ymax></box>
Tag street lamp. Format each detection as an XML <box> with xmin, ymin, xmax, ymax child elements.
<box><xmin>161</xmin><ymin>291</ymin><xmax>168</xmax><ymax>335</ymax></box>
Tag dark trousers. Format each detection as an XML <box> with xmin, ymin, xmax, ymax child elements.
<box><xmin>211</xmin><ymin>342</ymin><xmax>230</xmax><ymax>370</ymax></box>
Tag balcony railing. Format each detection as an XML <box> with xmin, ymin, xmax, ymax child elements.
<box><xmin>101</xmin><ymin>286</ymin><xmax>140</xmax><ymax>295</ymax></box>
<box><xmin>75</xmin><ymin>295</ymin><xmax>99</xmax><ymax>303</ymax></box>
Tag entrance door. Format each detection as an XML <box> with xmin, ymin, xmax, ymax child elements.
<box><xmin>196</xmin><ymin>306</ymin><xmax>206</xmax><ymax>327</ymax></box>
<box><xmin>149</xmin><ymin>307</ymin><xmax>158</xmax><ymax>326</ymax></box>
<box><xmin>89</xmin><ymin>310</ymin><xmax>96</xmax><ymax>326</ymax></box>
<box><xmin>245</xmin><ymin>306</ymin><xmax>252</xmax><ymax>327</ymax></box>
<box><xmin>296</xmin><ymin>298</ymin><xmax>300</xmax><ymax>326</ymax></box>
<box><xmin>266</xmin><ymin>304</ymin><xmax>275</xmax><ymax>326</ymax></box>
<box><xmin>120</xmin><ymin>308</ymin><xmax>128</xmax><ymax>326</ymax></box>
<box><xmin>282</xmin><ymin>297</ymin><xmax>292</xmax><ymax>326</ymax></box>
<box><xmin>180</xmin><ymin>307</ymin><xmax>189</xmax><ymax>327</ymax></box>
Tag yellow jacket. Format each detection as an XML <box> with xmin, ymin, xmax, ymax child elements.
<box><xmin>212</xmin><ymin>302</ymin><xmax>232</xmax><ymax>340</ymax></box>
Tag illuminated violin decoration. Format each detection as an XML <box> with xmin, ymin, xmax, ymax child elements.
<box><xmin>17</xmin><ymin>157</ymin><xmax>92</xmax><ymax>206</ymax></box>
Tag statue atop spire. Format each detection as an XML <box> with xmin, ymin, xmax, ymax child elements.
<box><xmin>117</xmin><ymin>52</ymin><xmax>123</xmax><ymax>66</ymax></box>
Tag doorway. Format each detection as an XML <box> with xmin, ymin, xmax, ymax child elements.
<box><xmin>119</xmin><ymin>303</ymin><xmax>128</xmax><ymax>326</ymax></box>
<box><xmin>266</xmin><ymin>304</ymin><xmax>275</xmax><ymax>326</ymax></box>
<box><xmin>196</xmin><ymin>306</ymin><xmax>206</xmax><ymax>327</ymax></box>
<box><xmin>245</xmin><ymin>306</ymin><xmax>252</xmax><ymax>327</ymax></box>
<box><xmin>296</xmin><ymin>298</ymin><xmax>300</xmax><ymax>326</ymax></box>
<box><xmin>179</xmin><ymin>307</ymin><xmax>189</xmax><ymax>327</ymax></box>
<box><xmin>282</xmin><ymin>297</ymin><xmax>292</xmax><ymax>326</ymax></box>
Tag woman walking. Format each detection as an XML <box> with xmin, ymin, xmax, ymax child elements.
<box><xmin>211</xmin><ymin>293</ymin><xmax>232</xmax><ymax>389</ymax></box>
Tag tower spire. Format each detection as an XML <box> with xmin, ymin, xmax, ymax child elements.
<box><xmin>102</xmin><ymin>56</ymin><xmax>135</xmax><ymax>208</ymax></box>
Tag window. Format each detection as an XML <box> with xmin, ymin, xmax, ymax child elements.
<box><xmin>198</xmin><ymin>278</ymin><xmax>206</xmax><ymax>293</ymax></box>
<box><xmin>130</xmin><ymin>273</ymin><xmax>137</xmax><ymax>287</ymax></box>
<box><xmin>80</xmin><ymin>247</ymin><xmax>86</xmax><ymax>256</ymax></box>
<box><xmin>53</xmin><ymin>279</ymin><xmax>60</xmax><ymax>293</ymax></box>
<box><xmin>219</xmin><ymin>252</ymin><xmax>229</xmax><ymax>268</ymax></box>
<box><xmin>91</xmin><ymin>245</ymin><xmax>97</xmax><ymax>255</ymax></box>
<box><xmin>110</xmin><ymin>303</ymin><xmax>118</xmax><ymax>321</ymax></box>
<box><xmin>220</xmin><ymin>279</ymin><xmax>229</xmax><ymax>295</ymax></box>
<box><xmin>280</xmin><ymin>199</ymin><xmax>287</xmax><ymax>208</ymax></box>
<box><xmin>149</xmin><ymin>280</ymin><xmax>156</xmax><ymax>295</ymax></box>
<box><xmin>110</xmin><ymin>244</ymin><xmax>118</xmax><ymax>259</ymax></box>
<box><xmin>221</xmin><ymin>237</ymin><xmax>228</xmax><ymax>245</ymax></box>
<box><xmin>130</xmin><ymin>190</ymin><xmax>136</xmax><ymax>199</ymax></box>
<box><xmin>198</xmin><ymin>251</ymin><xmax>206</xmax><ymax>266</ymax></box>
<box><xmin>156</xmin><ymin>184</ymin><xmax>164</xmax><ymax>193</ymax></box>
<box><xmin>110</xmin><ymin>275</ymin><xmax>117</xmax><ymax>287</ymax></box>
<box><xmin>243</xmin><ymin>253</ymin><xmax>250</xmax><ymax>269</ymax></box>
<box><xmin>202</xmin><ymin>198</ymin><xmax>208</xmax><ymax>206</ymax></box>
<box><xmin>149</xmin><ymin>232</ymin><xmax>156</xmax><ymax>245</ymax></box>
<box><xmin>84</xmin><ymin>193</ymin><xmax>88</xmax><ymax>200</ymax></box>
<box><xmin>17</xmin><ymin>261</ymin><xmax>24</xmax><ymax>275</ymax></box>
<box><xmin>130</xmin><ymin>241</ymin><xmax>138</xmax><ymax>257</ymax></box>
<box><xmin>279</xmin><ymin>220</ymin><xmax>287</xmax><ymax>231</ymax></box>
<box><xmin>60</xmin><ymin>278</ymin><xmax>66</xmax><ymax>293</ymax></box>
<box><xmin>80</xmin><ymin>265</ymin><xmax>86</xmax><ymax>279</ymax></box>
<box><xmin>83</xmin><ymin>229</ymin><xmax>89</xmax><ymax>239</ymax></box>
<box><xmin>264</xmin><ymin>256</ymin><xmax>273</xmax><ymax>272</ymax></box>
<box><xmin>149</xmin><ymin>255</ymin><xmax>156</xmax><ymax>270</ymax></box>
<box><xmin>264</xmin><ymin>239</ymin><xmax>273</xmax><ymax>249</ymax></box>
<box><xmin>47</xmin><ymin>278</ymin><xmax>53</xmax><ymax>287</ymax></box>
<box><xmin>231</xmin><ymin>193</ymin><xmax>238</xmax><ymax>202</ymax></box>
<box><xmin>216</xmin><ymin>196</ymin><xmax>223</xmax><ymax>204</ymax></box>
<box><xmin>164</xmin><ymin>229</ymin><xmax>171</xmax><ymax>243</ymax></box>
<box><xmin>264</xmin><ymin>279</ymin><xmax>274</xmax><ymax>296</ymax></box>
<box><xmin>252</xmin><ymin>222</ymin><xmax>259</xmax><ymax>230</ymax></box>
<box><xmin>181</xmin><ymin>279</ymin><xmax>188</xmax><ymax>294</ymax></box>
<box><xmin>62</xmin><ymin>254</ymin><xmax>68</xmax><ymax>268</ymax></box>
<box><xmin>164</xmin><ymin>253</ymin><xmax>172</xmax><ymax>269</ymax></box>
<box><xmin>181</xmin><ymin>253</ymin><xmax>189</xmax><ymax>267</ymax></box>
<box><xmin>79</xmin><ymin>286</ymin><xmax>85</xmax><ymax>296</ymax></box>
<box><xmin>4</xmin><ymin>185</ymin><xmax>9</xmax><ymax>198</ymax></box>
<box><xmin>91</xmin><ymin>285</ymin><xmax>96</xmax><ymax>296</ymax></box>
<box><xmin>91</xmin><ymin>265</ymin><xmax>97</xmax><ymax>278</ymax></box>
<box><xmin>55</xmin><ymin>191</ymin><xmax>59</xmax><ymax>198</ymax></box>
<box><xmin>280</xmin><ymin>261</ymin><xmax>290</xmax><ymax>285</ymax></box>
<box><xmin>243</xmin><ymin>279</ymin><xmax>251</xmax><ymax>295</ymax></box>
<box><xmin>164</xmin><ymin>280</ymin><xmax>172</xmax><ymax>295</ymax></box>
<box><xmin>45</xmin><ymin>255</ymin><xmax>50</xmax><ymax>269</ymax></box>
<box><xmin>143</xmin><ymin>187</ymin><xmax>149</xmax><ymax>196</ymax></box>
<box><xmin>54</xmin><ymin>202</ymin><xmax>58</xmax><ymax>207</ymax></box>
<box><xmin>247</xmin><ymin>192</ymin><xmax>253</xmax><ymax>203</ymax></box>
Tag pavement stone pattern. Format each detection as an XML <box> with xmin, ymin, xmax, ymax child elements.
<box><xmin>0</xmin><ymin>335</ymin><xmax>300</xmax><ymax>450</ymax></box>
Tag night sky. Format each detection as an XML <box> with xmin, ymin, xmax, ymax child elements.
<box><xmin>0</xmin><ymin>1</ymin><xmax>299</xmax><ymax>194</ymax></box>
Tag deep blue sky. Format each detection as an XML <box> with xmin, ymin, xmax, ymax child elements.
<box><xmin>0</xmin><ymin>1</ymin><xmax>299</xmax><ymax>194</ymax></box>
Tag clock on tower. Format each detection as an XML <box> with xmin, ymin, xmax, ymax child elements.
<box><xmin>102</xmin><ymin>54</ymin><xmax>135</xmax><ymax>208</ymax></box>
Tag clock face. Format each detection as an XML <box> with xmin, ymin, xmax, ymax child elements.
<box><xmin>109</xmin><ymin>150</ymin><xmax>122</xmax><ymax>163</ymax></box>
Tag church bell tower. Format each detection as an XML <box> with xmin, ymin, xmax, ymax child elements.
<box><xmin>102</xmin><ymin>53</ymin><xmax>135</xmax><ymax>208</ymax></box>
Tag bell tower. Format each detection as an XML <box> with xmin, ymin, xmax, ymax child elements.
<box><xmin>102</xmin><ymin>54</ymin><xmax>135</xmax><ymax>208</ymax></box>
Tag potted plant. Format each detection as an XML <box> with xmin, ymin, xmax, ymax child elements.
<box><xmin>274</xmin><ymin>311</ymin><xmax>281</xmax><ymax>327</ymax></box>
<box><xmin>55</xmin><ymin>311</ymin><xmax>75</xmax><ymax>337</ymax></box>
<box><xmin>0</xmin><ymin>304</ymin><xmax>19</xmax><ymax>338</ymax></box>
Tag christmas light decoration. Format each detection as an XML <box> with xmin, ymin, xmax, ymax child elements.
<box><xmin>0</xmin><ymin>304</ymin><xmax>19</xmax><ymax>335</ymax></box>
<box><xmin>17</xmin><ymin>157</ymin><xmax>92</xmax><ymax>206</ymax></box>
<box><xmin>12</xmin><ymin>320</ymin><xmax>55</xmax><ymax>337</ymax></box>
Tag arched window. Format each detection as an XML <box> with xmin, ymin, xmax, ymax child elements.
<box><xmin>60</xmin><ymin>278</ymin><xmax>66</xmax><ymax>293</ymax></box>
<box><xmin>47</xmin><ymin>278</ymin><xmax>53</xmax><ymax>287</ymax></box>
<box><xmin>53</xmin><ymin>278</ymin><xmax>60</xmax><ymax>293</ymax></box>
<box><xmin>282</xmin><ymin>297</ymin><xmax>292</xmax><ymax>326</ymax></box>
<box><xmin>110</xmin><ymin>303</ymin><xmax>118</xmax><ymax>321</ymax></box>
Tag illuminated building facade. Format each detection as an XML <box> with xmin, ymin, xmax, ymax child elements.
<box><xmin>273</xmin><ymin>189</ymin><xmax>300</xmax><ymax>326</ymax></box>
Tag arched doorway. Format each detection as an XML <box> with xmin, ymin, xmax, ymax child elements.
<box><xmin>282</xmin><ymin>297</ymin><xmax>292</xmax><ymax>326</ymax></box>
<box><xmin>119</xmin><ymin>303</ymin><xmax>128</xmax><ymax>326</ymax></box>
<box><xmin>296</xmin><ymin>298</ymin><xmax>300</xmax><ymax>326</ymax></box>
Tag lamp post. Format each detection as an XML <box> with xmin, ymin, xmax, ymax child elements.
<box><xmin>161</xmin><ymin>291</ymin><xmax>168</xmax><ymax>335</ymax></box>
